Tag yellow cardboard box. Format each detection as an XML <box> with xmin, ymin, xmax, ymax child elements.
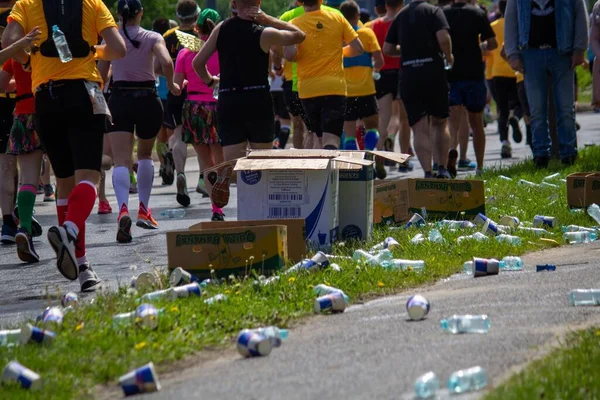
<box><xmin>373</xmin><ymin>179</ymin><xmax>410</xmax><ymax>225</ymax></box>
<box><xmin>408</xmin><ymin>178</ymin><xmax>485</xmax><ymax>220</ymax></box>
<box><xmin>166</xmin><ymin>225</ymin><xmax>287</xmax><ymax>279</ymax></box>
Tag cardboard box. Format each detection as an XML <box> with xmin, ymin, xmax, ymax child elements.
<box><xmin>374</xmin><ymin>179</ymin><xmax>410</xmax><ymax>225</ymax></box>
<box><xmin>189</xmin><ymin>219</ymin><xmax>306</xmax><ymax>262</ymax></box>
<box><xmin>166</xmin><ymin>225</ymin><xmax>287</xmax><ymax>279</ymax></box>
<box><xmin>408</xmin><ymin>178</ymin><xmax>485</xmax><ymax>220</ymax></box>
<box><xmin>566</xmin><ymin>172</ymin><xmax>600</xmax><ymax>208</ymax></box>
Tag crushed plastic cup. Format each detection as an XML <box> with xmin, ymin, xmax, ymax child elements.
<box><xmin>135</xmin><ymin>304</ymin><xmax>160</xmax><ymax>330</ymax></box>
<box><xmin>1</xmin><ymin>361</ymin><xmax>41</xmax><ymax>390</ymax></box>
<box><xmin>119</xmin><ymin>362</ymin><xmax>161</xmax><ymax>396</ymax></box>
<box><xmin>20</xmin><ymin>324</ymin><xmax>55</xmax><ymax>345</ymax></box>
<box><xmin>500</xmin><ymin>216</ymin><xmax>520</xmax><ymax>228</ymax></box>
<box><xmin>169</xmin><ymin>267</ymin><xmax>198</xmax><ymax>287</ymax></box>
<box><xmin>406</xmin><ymin>294</ymin><xmax>430</xmax><ymax>321</ymax></box>
<box><xmin>472</xmin><ymin>257</ymin><xmax>500</xmax><ymax>278</ymax></box>
<box><xmin>410</xmin><ymin>233</ymin><xmax>425</xmax><ymax>245</ymax></box>
<box><xmin>134</xmin><ymin>271</ymin><xmax>161</xmax><ymax>291</ymax></box>
<box><xmin>286</xmin><ymin>251</ymin><xmax>330</xmax><ymax>273</ymax></box>
<box><xmin>42</xmin><ymin>307</ymin><xmax>63</xmax><ymax>327</ymax></box>
<box><xmin>314</xmin><ymin>292</ymin><xmax>347</xmax><ymax>313</ymax></box>
<box><xmin>314</xmin><ymin>284</ymin><xmax>350</xmax><ymax>303</ymax></box>
<box><xmin>370</xmin><ymin>237</ymin><xmax>400</xmax><ymax>251</ymax></box>
<box><xmin>533</xmin><ymin>215</ymin><xmax>558</xmax><ymax>229</ymax></box>
<box><xmin>428</xmin><ymin>229</ymin><xmax>445</xmax><ymax>243</ymax></box>
<box><xmin>170</xmin><ymin>282</ymin><xmax>201</xmax><ymax>299</ymax></box>
<box><xmin>236</xmin><ymin>330</ymin><xmax>272</xmax><ymax>357</ymax></box>
<box><xmin>473</xmin><ymin>213</ymin><xmax>504</xmax><ymax>235</ymax></box>
<box><xmin>457</xmin><ymin>232</ymin><xmax>488</xmax><ymax>243</ymax></box>
<box><xmin>405</xmin><ymin>213</ymin><xmax>426</xmax><ymax>229</ymax></box>
<box><xmin>60</xmin><ymin>292</ymin><xmax>78</xmax><ymax>308</ymax></box>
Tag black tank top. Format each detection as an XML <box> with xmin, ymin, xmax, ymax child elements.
<box><xmin>217</xmin><ymin>17</ymin><xmax>269</xmax><ymax>93</ymax></box>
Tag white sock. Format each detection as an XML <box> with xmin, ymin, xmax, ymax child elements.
<box><xmin>137</xmin><ymin>159</ymin><xmax>154</xmax><ymax>211</ymax></box>
<box><xmin>112</xmin><ymin>166</ymin><xmax>130</xmax><ymax>211</ymax></box>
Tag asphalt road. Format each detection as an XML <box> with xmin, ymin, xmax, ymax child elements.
<box><xmin>141</xmin><ymin>241</ymin><xmax>600</xmax><ymax>400</ymax></box>
<box><xmin>0</xmin><ymin>113</ymin><xmax>598</xmax><ymax>330</ymax></box>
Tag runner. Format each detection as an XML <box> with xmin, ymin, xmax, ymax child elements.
<box><xmin>287</xmin><ymin>0</ymin><xmax>363</xmax><ymax>150</ymax></box>
<box><xmin>270</xmin><ymin>66</ymin><xmax>292</xmax><ymax>149</ymax></box>
<box><xmin>443</xmin><ymin>0</ymin><xmax>496</xmax><ymax>176</ymax></box>
<box><xmin>174</xmin><ymin>8</ymin><xmax>225</xmax><ymax>220</ymax></box>
<box><xmin>164</xmin><ymin>0</ymin><xmax>200</xmax><ymax>207</ymax></box>
<box><xmin>98</xmin><ymin>67</ymin><xmax>114</xmax><ymax>215</ymax></box>
<box><xmin>152</xmin><ymin>17</ymin><xmax>175</xmax><ymax>187</ymax></box>
<box><xmin>340</xmin><ymin>1</ymin><xmax>383</xmax><ymax>156</ymax></box>
<box><xmin>100</xmin><ymin>0</ymin><xmax>180</xmax><ymax>243</ymax></box>
<box><xmin>4</xmin><ymin>0</ymin><xmax>126</xmax><ymax>291</ymax></box>
<box><xmin>39</xmin><ymin>157</ymin><xmax>55</xmax><ymax>202</ymax></box>
<box><xmin>193</xmin><ymin>2</ymin><xmax>306</xmax><ymax>208</ymax></box>
<box><xmin>0</xmin><ymin>57</ymin><xmax>44</xmax><ymax>262</ymax></box>
<box><xmin>384</xmin><ymin>0</ymin><xmax>453</xmax><ymax>178</ymax></box>
<box><xmin>367</xmin><ymin>0</ymin><xmax>412</xmax><ymax>176</ymax></box>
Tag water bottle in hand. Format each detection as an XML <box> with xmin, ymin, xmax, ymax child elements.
<box><xmin>440</xmin><ymin>315</ymin><xmax>490</xmax><ymax>334</ymax></box>
<box><xmin>52</xmin><ymin>25</ymin><xmax>72</xmax><ymax>63</ymax></box>
<box><xmin>447</xmin><ymin>366</ymin><xmax>488</xmax><ymax>394</ymax></box>
<box><xmin>212</xmin><ymin>74</ymin><xmax>220</xmax><ymax>99</ymax></box>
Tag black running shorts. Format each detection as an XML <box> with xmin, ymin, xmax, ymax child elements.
<box><xmin>35</xmin><ymin>80</ymin><xmax>105</xmax><ymax>179</ymax></box>
<box><xmin>301</xmin><ymin>95</ymin><xmax>346</xmax><ymax>138</ymax></box>
<box><xmin>217</xmin><ymin>90</ymin><xmax>275</xmax><ymax>146</ymax></box>
<box><xmin>271</xmin><ymin>91</ymin><xmax>290</xmax><ymax>120</ymax></box>
<box><xmin>375</xmin><ymin>69</ymin><xmax>399</xmax><ymax>100</ymax></box>
<box><xmin>167</xmin><ymin>89</ymin><xmax>186</xmax><ymax>126</ymax></box>
<box><xmin>400</xmin><ymin>66</ymin><xmax>449</xmax><ymax>127</ymax></box>
<box><xmin>345</xmin><ymin>95</ymin><xmax>379</xmax><ymax>121</ymax></box>
<box><xmin>107</xmin><ymin>85</ymin><xmax>163</xmax><ymax>140</ymax></box>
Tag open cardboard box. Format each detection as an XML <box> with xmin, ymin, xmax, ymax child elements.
<box><xmin>566</xmin><ymin>172</ymin><xmax>600</xmax><ymax>208</ymax></box>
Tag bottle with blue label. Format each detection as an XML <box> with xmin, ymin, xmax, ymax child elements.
<box><xmin>52</xmin><ymin>25</ymin><xmax>73</xmax><ymax>63</ymax></box>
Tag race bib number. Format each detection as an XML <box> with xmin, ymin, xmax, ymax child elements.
<box><xmin>84</xmin><ymin>81</ymin><xmax>112</xmax><ymax>122</ymax></box>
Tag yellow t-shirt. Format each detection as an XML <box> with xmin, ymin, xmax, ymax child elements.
<box><xmin>490</xmin><ymin>19</ymin><xmax>514</xmax><ymax>78</ymax></box>
<box><xmin>485</xmin><ymin>53</ymin><xmax>494</xmax><ymax>80</ymax></box>
<box><xmin>9</xmin><ymin>0</ymin><xmax>116</xmax><ymax>91</ymax></box>
<box><xmin>283</xmin><ymin>60</ymin><xmax>293</xmax><ymax>82</ymax></box>
<box><xmin>344</xmin><ymin>26</ymin><xmax>380</xmax><ymax>97</ymax></box>
<box><xmin>292</xmin><ymin>10</ymin><xmax>359</xmax><ymax>99</ymax></box>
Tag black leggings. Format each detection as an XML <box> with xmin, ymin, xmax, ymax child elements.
<box><xmin>107</xmin><ymin>81</ymin><xmax>163</xmax><ymax>140</ymax></box>
<box><xmin>493</xmin><ymin>77</ymin><xmax>522</xmax><ymax>142</ymax></box>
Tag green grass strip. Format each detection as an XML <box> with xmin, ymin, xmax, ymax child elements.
<box><xmin>2</xmin><ymin>147</ymin><xmax>600</xmax><ymax>399</ymax></box>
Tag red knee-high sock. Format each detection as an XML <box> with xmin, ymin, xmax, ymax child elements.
<box><xmin>65</xmin><ymin>181</ymin><xmax>96</xmax><ymax>260</ymax></box>
<box><xmin>56</xmin><ymin>198</ymin><xmax>68</xmax><ymax>226</ymax></box>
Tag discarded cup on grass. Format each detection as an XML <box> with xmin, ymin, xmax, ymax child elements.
<box><xmin>42</xmin><ymin>307</ymin><xmax>63</xmax><ymax>327</ymax></box>
<box><xmin>410</xmin><ymin>233</ymin><xmax>425</xmax><ymax>245</ymax></box>
<box><xmin>500</xmin><ymin>216</ymin><xmax>520</xmax><ymax>228</ymax></box>
<box><xmin>588</xmin><ymin>204</ymin><xmax>600</xmax><ymax>225</ymax></box>
<box><xmin>113</xmin><ymin>304</ymin><xmax>162</xmax><ymax>330</ymax></box>
<box><xmin>0</xmin><ymin>330</ymin><xmax>21</xmax><ymax>347</ymax></box>
<box><xmin>495</xmin><ymin>234</ymin><xmax>522</xmax><ymax>245</ymax></box>
<box><xmin>518</xmin><ymin>179</ymin><xmax>539</xmax><ymax>187</ymax></box>
<box><xmin>457</xmin><ymin>232</ymin><xmax>488</xmax><ymax>243</ymax></box>
<box><xmin>569</xmin><ymin>289</ymin><xmax>600</xmax><ymax>306</ymax></box>
<box><xmin>382</xmin><ymin>259</ymin><xmax>425</xmax><ymax>272</ymax></box>
<box><xmin>428</xmin><ymin>229</ymin><xmax>445</xmax><ymax>243</ymax></box>
<box><xmin>440</xmin><ymin>315</ymin><xmax>490</xmax><ymax>334</ymax></box>
<box><xmin>353</xmin><ymin>249</ymin><xmax>393</xmax><ymax>266</ymax></box>
<box><xmin>199</xmin><ymin>278</ymin><xmax>220</xmax><ymax>288</ymax></box>
<box><xmin>169</xmin><ymin>267</ymin><xmax>199</xmax><ymax>287</ymax></box>
<box><xmin>314</xmin><ymin>284</ymin><xmax>350</xmax><ymax>303</ymax></box>
<box><xmin>447</xmin><ymin>366</ymin><xmax>488</xmax><ymax>394</ymax></box>
<box><xmin>140</xmin><ymin>288</ymin><xmax>173</xmax><ymax>302</ymax></box>
<box><xmin>463</xmin><ymin>260</ymin><xmax>473</xmax><ymax>274</ymax></box>
<box><xmin>204</xmin><ymin>294</ymin><xmax>228</xmax><ymax>305</ymax></box>
<box><xmin>286</xmin><ymin>252</ymin><xmax>330</xmax><ymax>274</ymax></box>
<box><xmin>415</xmin><ymin>371</ymin><xmax>440</xmax><ymax>399</ymax></box>
<box><xmin>437</xmin><ymin>220</ymin><xmax>476</xmax><ymax>229</ymax></box>
<box><xmin>20</xmin><ymin>324</ymin><xmax>55</xmax><ymax>345</ymax></box>
<box><xmin>60</xmin><ymin>292</ymin><xmax>78</xmax><ymax>308</ymax></box>
<box><xmin>370</xmin><ymin>237</ymin><xmax>400</xmax><ymax>251</ymax></box>
<box><xmin>406</xmin><ymin>294</ymin><xmax>430</xmax><ymax>321</ymax></box>
<box><xmin>170</xmin><ymin>282</ymin><xmax>201</xmax><ymax>299</ymax></box>
<box><xmin>405</xmin><ymin>213</ymin><xmax>425</xmax><ymax>229</ymax></box>
<box><xmin>236</xmin><ymin>330</ymin><xmax>272</xmax><ymax>357</ymax></box>
<box><xmin>246</xmin><ymin>326</ymin><xmax>288</xmax><ymax>347</ymax></box>
<box><xmin>533</xmin><ymin>215</ymin><xmax>558</xmax><ymax>229</ymax></box>
<box><xmin>472</xmin><ymin>257</ymin><xmax>500</xmax><ymax>277</ymax></box>
<box><xmin>536</xmin><ymin>264</ymin><xmax>556</xmax><ymax>272</ymax></box>
<box><xmin>473</xmin><ymin>214</ymin><xmax>504</xmax><ymax>235</ymax></box>
<box><xmin>119</xmin><ymin>362</ymin><xmax>161</xmax><ymax>396</ymax></box>
<box><xmin>133</xmin><ymin>271</ymin><xmax>162</xmax><ymax>291</ymax></box>
<box><xmin>314</xmin><ymin>292</ymin><xmax>347</xmax><ymax>313</ymax></box>
<box><xmin>1</xmin><ymin>361</ymin><xmax>41</xmax><ymax>390</ymax></box>
<box><xmin>563</xmin><ymin>231</ymin><xmax>597</xmax><ymax>244</ymax></box>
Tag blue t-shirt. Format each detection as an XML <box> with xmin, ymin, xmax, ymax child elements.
<box><xmin>156</xmin><ymin>76</ymin><xmax>169</xmax><ymax>100</ymax></box>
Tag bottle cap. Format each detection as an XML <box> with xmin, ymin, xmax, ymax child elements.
<box><xmin>279</xmin><ymin>329</ymin><xmax>288</xmax><ymax>340</ymax></box>
<box><xmin>440</xmin><ymin>319</ymin><xmax>449</xmax><ymax>331</ymax></box>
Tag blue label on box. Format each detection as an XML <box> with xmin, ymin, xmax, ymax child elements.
<box><xmin>240</xmin><ymin>170</ymin><xmax>262</xmax><ymax>185</ymax></box>
<box><xmin>342</xmin><ymin>224</ymin><xmax>362</xmax><ymax>240</ymax></box>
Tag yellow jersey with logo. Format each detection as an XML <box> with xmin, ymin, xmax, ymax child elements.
<box><xmin>490</xmin><ymin>18</ymin><xmax>515</xmax><ymax>78</ymax></box>
<box><xmin>9</xmin><ymin>0</ymin><xmax>116</xmax><ymax>91</ymax></box>
<box><xmin>291</xmin><ymin>10</ymin><xmax>358</xmax><ymax>99</ymax></box>
<box><xmin>344</xmin><ymin>26</ymin><xmax>380</xmax><ymax>97</ymax></box>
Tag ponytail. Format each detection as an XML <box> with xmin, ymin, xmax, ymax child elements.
<box><xmin>120</xmin><ymin>3</ymin><xmax>141</xmax><ymax>48</ymax></box>
<box><xmin>200</xmin><ymin>19</ymin><xmax>216</xmax><ymax>36</ymax></box>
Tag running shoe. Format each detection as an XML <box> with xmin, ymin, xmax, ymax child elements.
<box><xmin>15</xmin><ymin>228</ymin><xmax>39</xmax><ymax>263</ymax></box>
<box><xmin>447</xmin><ymin>149</ymin><xmax>458</xmax><ymax>179</ymax></box>
<box><xmin>509</xmin><ymin>116</ymin><xmax>523</xmax><ymax>143</ymax></box>
<box><xmin>47</xmin><ymin>225</ymin><xmax>78</xmax><ymax>281</ymax></box>
<box><xmin>117</xmin><ymin>205</ymin><xmax>133</xmax><ymax>243</ymax></box>
<box><xmin>196</xmin><ymin>176</ymin><xmax>209</xmax><ymax>198</ymax></box>
<box><xmin>79</xmin><ymin>263</ymin><xmax>102</xmax><ymax>292</ymax></box>
<box><xmin>43</xmin><ymin>184</ymin><xmax>55</xmax><ymax>202</ymax></box>
<box><xmin>13</xmin><ymin>207</ymin><xmax>42</xmax><ymax>238</ymax></box>
<box><xmin>424</xmin><ymin>171</ymin><xmax>434</xmax><ymax>178</ymax></box>
<box><xmin>176</xmin><ymin>173</ymin><xmax>191</xmax><ymax>207</ymax></box>
<box><xmin>501</xmin><ymin>142</ymin><xmax>512</xmax><ymax>159</ymax></box>
<box><xmin>458</xmin><ymin>159</ymin><xmax>477</xmax><ymax>170</ymax></box>
<box><xmin>432</xmin><ymin>162</ymin><xmax>439</xmax><ymax>172</ymax></box>
<box><xmin>397</xmin><ymin>160</ymin><xmax>414</xmax><ymax>173</ymax></box>
<box><xmin>1</xmin><ymin>224</ymin><xmax>16</xmax><ymax>245</ymax></box>
<box><xmin>211</xmin><ymin>211</ymin><xmax>225</xmax><ymax>221</ymax></box>
<box><xmin>37</xmin><ymin>184</ymin><xmax>44</xmax><ymax>195</ymax></box>
<box><xmin>375</xmin><ymin>158</ymin><xmax>387</xmax><ymax>180</ymax></box>
<box><xmin>162</xmin><ymin>151</ymin><xmax>175</xmax><ymax>186</ymax></box>
<box><xmin>98</xmin><ymin>200</ymin><xmax>112</xmax><ymax>215</ymax></box>
<box><xmin>129</xmin><ymin>172</ymin><xmax>138</xmax><ymax>194</ymax></box>
<box><xmin>209</xmin><ymin>164</ymin><xmax>234</xmax><ymax>208</ymax></box>
<box><xmin>136</xmin><ymin>206</ymin><xmax>158</xmax><ymax>230</ymax></box>
<box><xmin>436</xmin><ymin>167</ymin><xmax>452</xmax><ymax>179</ymax></box>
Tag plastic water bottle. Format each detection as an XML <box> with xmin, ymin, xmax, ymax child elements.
<box><xmin>562</xmin><ymin>225</ymin><xmax>597</xmax><ymax>233</ymax></box>
<box><xmin>463</xmin><ymin>260</ymin><xmax>473</xmax><ymax>274</ymax></box>
<box><xmin>161</xmin><ymin>209</ymin><xmax>186</xmax><ymax>218</ymax></box>
<box><xmin>440</xmin><ymin>315</ymin><xmax>491</xmax><ymax>334</ymax></box>
<box><xmin>540</xmin><ymin>181</ymin><xmax>559</xmax><ymax>189</ymax></box>
<box><xmin>410</xmin><ymin>233</ymin><xmax>425</xmax><ymax>244</ymax></box>
<box><xmin>314</xmin><ymin>284</ymin><xmax>350</xmax><ymax>303</ymax></box>
<box><xmin>498</xmin><ymin>175</ymin><xmax>513</xmax><ymax>181</ymax></box>
<box><xmin>247</xmin><ymin>326</ymin><xmax>288</xmax><ymax>347</ymax></box>
<box><xmin>52</xmin><ymin>25</ymin><xmax>73</xmax><ymax>63</ymax></box>
<box><xmin>352</xmin><ymin>249</ymin><xmax>393</xmax><ymax>266</ymax></box>
<box><xmin>543</xmin><ymin>172</ymin><xmax>561</xmax><ymax>181</ymax></box>
<box><xmin>569</xmin><ymin>289</ymin><xmax>600</xmax><ymax>306</ymax></box>
<box><xmin>0</xmin><ymin>329</ymin><xmax>21</xmax><ymax>347</ymax></box>
<box><xmin>414</xmin><ymin>371</ymin><xmax>440</xmax><ymax>399</ymax></box>
<box><xmin>437</xmin><ymin>220</ymin><xmax>476</xmax><ymax>229</ymax></box>
<box><xmin>518</xmin><ymin>226</ymin><xmax>552</xmax><ymax>236</ymax></box>
<box><xmin>457</xmin><ymin>232</ymin><xmax>488</xmax><ymax>243</ymax></box>
<box><xmin>587</xmin><ymin>204</ymin><xmax>600</xmax><ymax>225</ymax></box>
<box><xmin>563</xmin><ymin>231</ymin><xmax>597</xmax><ymax>244</ymax></box>
<box><xmin>500</xmin><ymin>256</ymin><xmax>523</xmax><ymax>271</ymax></box>
<box><xmin>372</xmin><ymin>71</ymin><xmax>381</xmax><ymax>81</ymax></box>
<box><xmin>212</xmin><ymin>74</ymin><xmax>220</xmax><ymax>99</ymax></box>
<box><xmin>447</xmin><ymin>366</ymin><xmax>488</xmax><ymax>394</ymax></box>
<box><xmin>496</xmin><ymin>234</ymin><xmax>522</xmax><ymax>245</ymax></box>
<box><xmin>370</xmin><ymin>237</ymin><xmax>400</xmax><ymax>251</ymax></box>
<box><xmin>381</xmin><ymin>259</ymin><xmax>425</xmax><ymax>272</ymax></box>
<box><xmin>518</xmin><ymin>179</ymin><xmax>539</xmax><ymax>187</ymax></box>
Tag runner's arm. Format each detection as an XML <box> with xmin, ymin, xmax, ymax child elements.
<box><xmin>436</xmin><ymin>29</ymin><xmax>453</xmax><ymax>67</ymax></box>
<box><xmin>193</xmin><ymin>23</ymin><xmax>221</xmax><ymax>87</ymax></box>
<box><xmin>153</xmin><ymin>37</ymin><xmax>180</xmax><ymax>95</ymax></box>
<box><xmin>0</xmin><ymin>24</ymin><xmax>40</xmax><ymax>65</ymax></box>
<box><xmin>283</xmin><ymin>45</ymin><xmax>297</xmax><ymax>62</ymax></box>
<box><xmin>382</xmin><ymin>42</ymin><xmax>400</xmax><ymax>57</ymax></box>
<box><xmin>372</xmin><ymin>50</ymin><xmax>384</xmax><ymax>71</ymax></box>
<box><xmin>0</xmin><ymin>70</ymin><xmax>12</xmax><ymax>92</ymax></box>
<box><xmin>97</xmin><ymin>60</ymin><xmax>111</xmax><ymax>84</ymax></box>
<box><xmin>94</xmin><ymin>27</ymin><xmax>126</xmax><ymax>61</ymax></box>
<box><xmin>343</xmin><ymin>38</ymin><xmax>364</xmax><ymax>57</ymax></box>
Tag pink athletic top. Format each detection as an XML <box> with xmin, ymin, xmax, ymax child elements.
<box><xmin>175</xmin><ymin>46</ymin><xmax>220</xmax><ymax>103</ymax></box>
<box><xmin>111</xmin><ymin>26</ymin><xmax>162</xmax><ymax>82</ymax></box>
